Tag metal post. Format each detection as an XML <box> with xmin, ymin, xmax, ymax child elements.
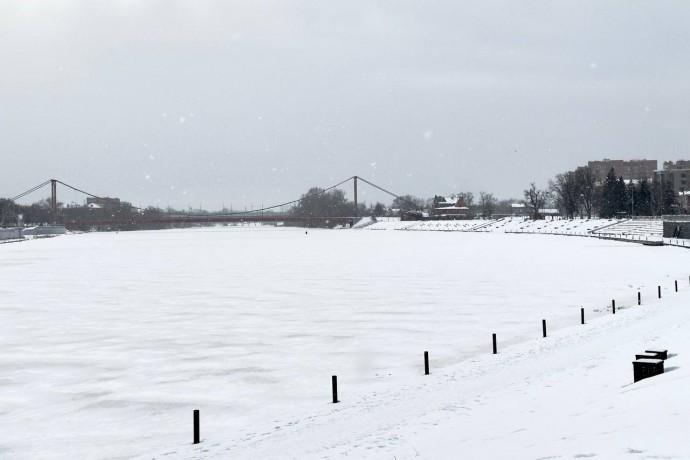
<box><xmin>542</xmin><ymin>319</ymin><xmax>547</xmax><ymax>338</ymax></box>
<box><xmin>424</xmin><ymin>351</ymin><xmax>429</xmax><ymax>375</ymax></box>
<box><xmin>580</xmin><ymin>307</ymin><xmax>585</xmax><ymax>324</ymax></box>
<box><xmin>612</xmin><ymin>299</ymin><xmax>616</xmax><ymax>314</ymax></box>
<box><xmin>658</xmin><ymin>286</ymin><xmax>661</xmax><ymax>298</ymax></box>
<box><xmin>193</xmin><ymin>410</ymin><xmax>200</xmax><ymax>444</ymax></box>
<box><xmin>492</xmin><ymin>334</ymin><xmax>497</xmax><ymax>354</ymax></box>
<box><xmin>675</xmin><ymin>280</ymin><xmax>678</xmax><ymax>292</ymax></box>
<box><xmin>332</xmin><ymin>375</ymin><xmax>339</xmax><ymax>403</ymax></box>
<box><xmin>638</xmin><ymin>292</ymin><xmax>641</xmax><ymax>305</ymax></box>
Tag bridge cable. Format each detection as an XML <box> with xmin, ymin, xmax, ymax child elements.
<box><xmin>14</xmin><ymin>176</ymin><xmax>417</xmax><ymax>217</ymax></box>
<box><xmin>356</xmin><ymin>176</ymin><xmax>423</xmax><ymax>211</ymax></box>
<box><xmin>56</xmin><ymin>180</ymin><xmax>147</xmax><ymax>211</ymax></box>
<box><xmin>210</xmin><ymin>176</ymin><xmax>356</xmax><ymax>217</ymax></box>
<box><xmin>11</xmin><ymin>180</ymin><xmax>52</xmax><ymax>202</ymax></box>
<box><xmin>56</xmin><ymin>180</ymin><xmax>105</xmax><ymax>200</ymax></box>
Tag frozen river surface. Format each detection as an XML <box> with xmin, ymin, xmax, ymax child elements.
<box><xmin>0</xmin><ymin>227</ymin><xmax>687</xmax><ymax>458</ymax></box>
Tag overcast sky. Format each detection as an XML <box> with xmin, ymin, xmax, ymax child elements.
<box><xmin>2</xmin><ymin>1</ymin><xmax>689</xmax><ymax>210</ymax></box>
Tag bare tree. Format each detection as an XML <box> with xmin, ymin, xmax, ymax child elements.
<box><xmin>549</xmin><ymin>172</ymin><xmax>580</xmax><ymax>219</ymax></box>
<box><xmin>478</xmin><ymin>191</ymin><xmax>498</xmax><ymax>218</ymax></box>
<box><xmin>0</xmin><ymin>198</ymin><xmax>18</xmax><ymax>226</ymax></box>
<box><xmin>575</xmin><ymin>166</ymin><xmax>596</xmax><ymax>218</ymax></box>
<box><xmin>523</xmin><ymin>183</ymin><xmax>548</xmax><ymax>219</ymax></box>
<box><xmin>370</xmin><ymin>202</ymin><xmax>387</xmax><ymax>217</ymax></box>
<box><xmin>391</xmin><ymin>194</ymin><xmax>426</xmax><ymax>213</ymax></box>
<box><xmin>494</xmin><ymin>198</ymin><xmax>521</xmax><ymax>216</ymax></box>
<box><xmin>290</xmin><ymin>187</ymin><xmax>354</xmax><ymax>227</ymax></box>
<box><xmin>455</xmin><ymin>192</ymin><xmax>474</xmax><ymax>208</ymax></box>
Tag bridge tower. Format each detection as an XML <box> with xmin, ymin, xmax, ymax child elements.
<box><xmin>50</xmin><ymin>179</ymin><xmax>57</xmax><ymax>212</ymax></box>
<box><xmin>353</xmin><ymin>176</ymin><xmax>358</xmax><ymax>217</ymax></box>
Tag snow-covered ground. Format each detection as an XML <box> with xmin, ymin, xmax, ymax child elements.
<box><xmin>1</xmin><ymin>227</ymin><xmax>688</xmax><ymax>459</ymax></box>
<box><xmin>365</xmin><ymin>216</ymin><xmax>663</xmax><ymax>238</ymax></box>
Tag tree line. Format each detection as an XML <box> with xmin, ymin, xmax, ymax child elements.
<box><xmin>289</xmin><ymin>165</ymin><xmax>681</xmax><ymax>225</ymax></box>
<box><xmin>0</xmin><ymin>198</ymin><xmax>242</xmax><ymax>231</ymax></box>
<box><xmin>286</xmin><ymin>187</ymin><xmax>520</xmax><ymax>224</ymax></box>
<box><xmin>1</xmin><ymin>168</ymin><xmax>681</xmax><ymax>231</ymax></box>
<box><xmin>546</xmin><ymin>165</ymin><xmax>677</xmax><ymax>219</ymax></box>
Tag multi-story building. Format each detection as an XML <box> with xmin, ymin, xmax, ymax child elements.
<box><xmin>655</xmin><ymin>160</ymin><xmax>690</xmax><ymax>194</ymax></box>
<box><xmin>587</xmin><ymin>159</ymin><xmax>657</xmax><ymax>183</ymax></box>
<box><xmin>663</xmin><ymin>160</ymin><xmax>690</xmax><ymax>170</ymax></box>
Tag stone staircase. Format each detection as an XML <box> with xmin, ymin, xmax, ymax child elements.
<box><xmin>591</xmin><ymin>219</ymin><xmax>663</xmax><ymax>237</ymax></box>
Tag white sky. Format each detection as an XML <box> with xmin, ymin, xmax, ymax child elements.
<box><xmin>2</xmin><ymin>1</ymin><xmax>689</xmax><ymax>210</ymax></box>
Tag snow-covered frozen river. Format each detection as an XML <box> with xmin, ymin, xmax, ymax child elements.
<box><xmin>1</xmin><ymin>227</ymin><xmax>687</xmax><ymax>458</ymax></box>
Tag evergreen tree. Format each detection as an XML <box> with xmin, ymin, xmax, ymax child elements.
<box><xmin>600</xmin><ymin>168</ymin><xmax>619</xmax><ymax>218</ymax></box>
<box><xmin>661</xmin><ymin>181</ymin><xmax>678</xmax><ymax>215</ymax></box>
<box><xmin>636</xmin><ymin>179</ymin><xmax>652</xmax><ymax>216</ymax></box>
<box><xmin>626</xmin><ymin>182</ymin><xmax>638</xmax><ymax>216</ymax></box>
<box><xmin>651</xmin><ymin>179</ymin><xmax>678</xmax><ymax>215</ymax></box>
<box><xmin>614</xmin><ymin>176</ymin><xmax>627</xmax><ymax>217</ymax></box>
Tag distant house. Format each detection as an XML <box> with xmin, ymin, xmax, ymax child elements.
<box><xmin>431</xmin><ymin>196</ymin><xmax>470</xmax><ymax>219</ymax></box>
<box><xmin>401</xmin><ymin>210</ymin><xmax>425</xmax><ymax>221</ymax></box>
<box><xmin>539</xmin><ymin>208</ymin><xmax>561</xmax><ymax>218</ymax></box>
<box><xmin>86</xmin><ymin>197</ymin><xmax>132</xmax><ymax>211</ymax></box>
<box><xmin>512</xmin><ymin>203</ymin><xmax>560</xmax><ymax>219</ymax></box>
<box><xmin>511</xmin><ymin>203</ymin><xmax>527</xmax><ymax>216</ymax></box>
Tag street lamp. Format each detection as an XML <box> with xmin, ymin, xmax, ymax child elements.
<box><xmin>580</xmin><ymin>193</ymin><xmax>584</xmax><ymax>219</ymax></box>
<box><xmin>631</xmin><ymin>186</ymin><xmax>634</xmax><ymax>218</ymax></box>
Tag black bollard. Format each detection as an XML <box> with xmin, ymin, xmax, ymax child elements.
<box><xmin>612</xmin><ymin>299</ymin><xmax>616</xmax><ymax>314</ymax></box>
<box><xmin>675</xmin><ymin>280</ymin><xmax>678</xmax><ymax>292</ymax></box>
<box><xmin>580</xmin><ymin>307</ymin><xmax>585</xmax><ymax>325</ymax></box>
<box><xmin>658</xmin><ymin>286</ymin><xmax>661</xmax><ymax>298</ymax></box>
<box><xmin>332</xmin><ymin>375</ymin><xmax>339</xmax><ymax>403</ymax></box>
<box><xmin>424</xmin><ymin>351</ymin><xmax>429</xmax><ymax>375</ymax></box>
<box><xmin>492</xmin><ymin>334</ymin><xmax>497</xmax><ymax>354</ymax></box>
<box><xmin>542</xmin><ymin>319</ymin><xmax>547</xmax><ymax>338</ymax></box>
<box><xmin>638</xmin><ymin>292</ymin><xmax>641</xmax><ymax>305</ymax></box>
<box><xmin>193</xmin><ymin>410</ymin><xmax>200</xmax><ymax>444</ymax></box>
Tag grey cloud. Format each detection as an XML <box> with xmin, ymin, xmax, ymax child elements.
<box><xmin>2</xmin><ymin>1</ymin><xmax>689</xmax><ymax>208</ymax></box>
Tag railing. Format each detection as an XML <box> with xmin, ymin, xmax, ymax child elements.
<box><xmin>662</xmin><ymin>215</ymin><xmax>690</xmax><ymax>221</ymax></box>
<box><xmin>664</xmin><ymin>238</ymin><xmax>690</xmax><ymax>248</ymax></box>
<box><xmin>631</xmin><ymin>216</ymin><xmax>662</xmax><ymax>221</ymax></box>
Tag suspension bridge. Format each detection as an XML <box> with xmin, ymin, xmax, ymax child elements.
<box><xmin>7</xmin><ymin>176</ymin><xmax>417</xmax><ymax>229</ymax></box>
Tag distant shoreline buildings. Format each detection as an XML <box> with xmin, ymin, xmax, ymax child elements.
<box><xmin>587</xmin><ymin>159</ymin><xmax>657</xmax><ymax>183</ymax></box>
<box><xmin>585</xmin><ymin>158</ymin><xmax>690</xmax><ymax>195</ymax></box>
<box><xmin>584</xmin><ymin>158</ymin><xmax>690</xmax><ymax>213</ymax></box>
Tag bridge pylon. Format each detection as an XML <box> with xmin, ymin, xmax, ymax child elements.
<box><xmin>50</xmin><ymin>179</ymin><xmax>57</xmax><ymax>212</ymax></box>
<box><xmin>353</xmin><ymin>176</ymin><xmax>358</xmax><ymax>217</ymax></box>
